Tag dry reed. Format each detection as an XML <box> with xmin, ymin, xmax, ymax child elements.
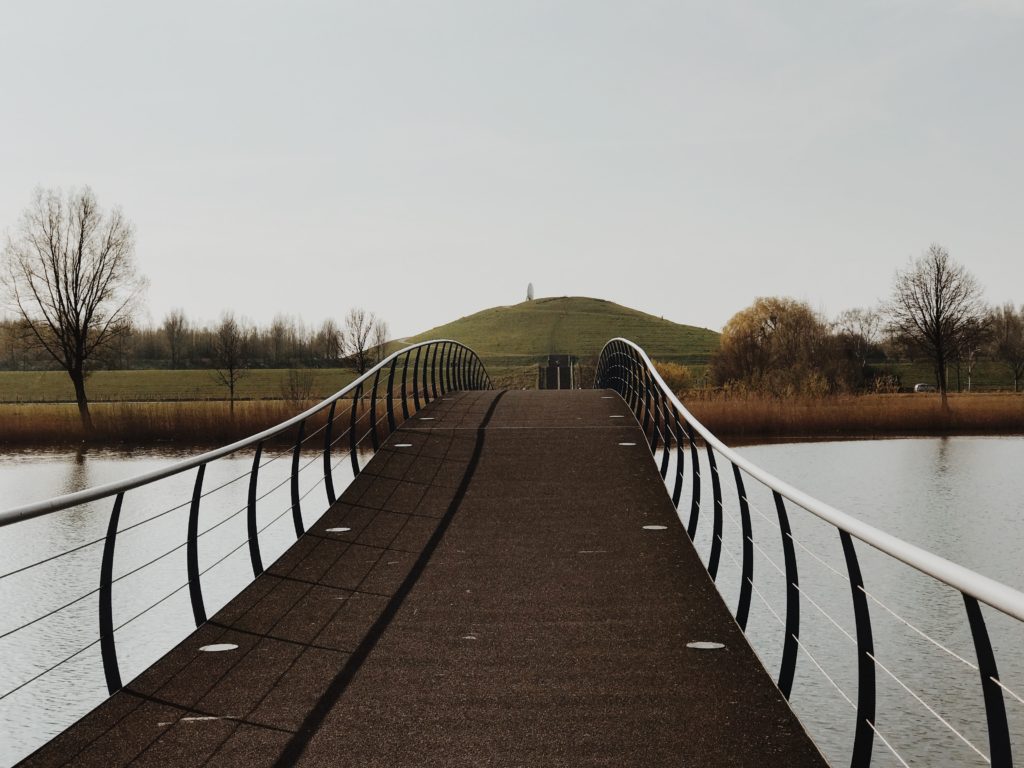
<box><xmin>0</xmin><ymin>398</ymin><xmax>416</xmax><ymax>448</ymax></box>
<box><xmin>683</xmin><ymin>392</ymin><xmax>1024</xmax><ymax>442</ymax></box>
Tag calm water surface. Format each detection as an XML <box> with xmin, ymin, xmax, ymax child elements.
<box><xmin>1</xmin><ymin>437</ymin><xmax>1023</xmax><ymax>766</ymax></box>
<box><xmin>0</xmin><ymin>443</ymin><xmax>358</xmax><ymax>767</ymax></box>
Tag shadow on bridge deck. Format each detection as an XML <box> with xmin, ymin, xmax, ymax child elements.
<box><xmin>21</xmin><ymin>390</ymin><xmax>825</xmax><ymax>767</ymax></box>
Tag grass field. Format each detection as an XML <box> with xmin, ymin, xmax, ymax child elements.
<box><xmin>0</xmin><ymin>368</ymin><xmax>360</xmax><ymax>403</ymax></box>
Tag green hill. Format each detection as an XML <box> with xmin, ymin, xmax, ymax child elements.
<box><xmin>406</xmin><ymin>296</ymin><xmax>719</xmax><ymax>367</ymax></box>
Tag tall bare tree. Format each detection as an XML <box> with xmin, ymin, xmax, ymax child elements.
<box><xmin>989</xmin><ymin>303</ymin><xmax>1024</xmax><ymax>392</ymax></box>
<box><xmin>163</xmin><ymin>308</ymin><xmax>188</xmax><ymax>369</ymax></box>
<box><xmin>2</xmin><ymin>187</ymin><xmax>146</xmax><ymax>434</ymax></box>
<box><xmin>834</xmin><ymin>307</ymin><xmax>883</xmax><ymax>377</ymax></box>
<box><xmin>886</xmin><ymin>244</ymin><xmax>986</xmax><ymax>407</ymax></box>
<box><xmin>343</xmin><ymin>308</ymin><xmax>387</xmax><ymax>374</ymax></box>
<box><xmin>314</xmin><ymin>317</ymin><xmax>342</xmax><ymax>366</ymax></box>
<box><xmin>212</xmin><ymin>313</ymin><xmax>248</xmax><ymax>415</ymax></box>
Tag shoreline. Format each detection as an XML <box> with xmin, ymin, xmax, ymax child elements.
<box><xmin>1</xmin><ymin>393</ymin><xmax>1022</xmax><ymax>449</ymax></box>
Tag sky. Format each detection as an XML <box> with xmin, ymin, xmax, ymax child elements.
<box><xmin>1</xmin><ymin>0</ymin><xmax>1022</xmax><ymax>339</ymax></box>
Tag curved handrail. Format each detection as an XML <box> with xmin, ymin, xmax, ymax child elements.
<box><xmin>598</xmin><ymin>336</ymin><xmax>1020</xmax><ymax>767</ymax></box>
<box><xmin>599</xmin><ymin>337</ymin><xmax>1024</xmax><ymax>623</ymax></box>
<box><xmin>0</xmin><ymin>339</ymin><xmax>476</xmax><ymax>527</ymax></box>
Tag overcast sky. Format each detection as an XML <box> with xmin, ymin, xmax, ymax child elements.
<box><xmin>1</xmin><ymin>1</ymin><xmax>1022</xmax><ymax>338</ymax></box>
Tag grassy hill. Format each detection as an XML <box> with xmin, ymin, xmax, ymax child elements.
<box><xmin>405</xmin><ymin>296</ymin><xmax>719</xmax><ymax>367</ymax></box>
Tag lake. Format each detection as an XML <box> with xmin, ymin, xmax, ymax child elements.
<box><xmin>1</xmin><ymin>436</ymin><xmax>1023</xmax><ymax>767</ymax></box>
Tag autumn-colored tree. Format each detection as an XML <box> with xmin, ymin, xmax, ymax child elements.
<box><xmin>711</xmin><ymin>297</ymin><xmax>835</xmax><ymax>396</ymax></box>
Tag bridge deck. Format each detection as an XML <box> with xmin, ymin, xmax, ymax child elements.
<box><xmin>22</xmin><ymin>390</ymin><xmax>825</xmax><ymax>767</ymax></box>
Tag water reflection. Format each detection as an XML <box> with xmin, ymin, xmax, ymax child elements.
<box><xmin>0</xmin><ymin>445</ymin><xmax>363</xmax><ymax>767</ymax></box>
<box><xmin>662</xmin><ymin>436</ymin><xmax>1024</xmax><ymax>768</ymax></box>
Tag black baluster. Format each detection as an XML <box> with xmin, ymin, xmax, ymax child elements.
<box><xmin>412</xmin><ymin>346</ymin><xmax>422</xmax><ymax>411</ymax></box>
<box><xmin>401</xmin><ymin>350</ymin><xmax>411</xmax><ymax>420</ymax></box>
<box><xmin>963</xmin><ymin>594</ymin><xmax>1012</xmax><ymax>767</ymax></box>
<box><xmin>291</xmin><ymin>420</ymin><xmax>305</xmax><ymax>537</ymax></box>
<box><xmin>324</xmin><ymin>401</ymin><xmax>337</xmax><ymax>505</ymax></box>
<box><xmin>839</xmin><ymin>531</ymin><xmax>875</xmax><ymax>768</ymax></box>
<box><xmin>386</xmin><ymin>355</ymin><xmax>398</xmax><ymax>435</ymax></box>
<box><xmin>706</xmin><ymin>446</ymin><xmax>723</xmax><ymax>580</ymax></box>
<box><xmin>732</xmin><ymin>462</ymin><xmax>753</xmax><ymax>631</ymax></box>
<box><xmin>349</xmin><ymin>383</ymin><xmax>362</xmax><ymax>477</ymax></box>
<box><xmin>187</xmin><ymin>464</ymin><xmax>207</xmax><ymax>626</ymax></box>
<box><xmin>99</xmin><ymin>492</ymin><xmax>124</xmax><ymax>695</ymax></box>
<box><xmin>774</xmin><ymin>491</ymin><xmax>799</xmax><ymax>700</ymax></box>
<box><xmin>248</xmin><ymin>442</ymin><xmax>264</xmax><ymax>578</ymax></box>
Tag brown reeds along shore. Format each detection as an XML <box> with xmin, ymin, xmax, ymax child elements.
<box><xmin>685</xmin><ymin>393</ymin><xmax>1024</xmax><ymax>443</ymax></box>
<box><xmin>0</xmin><ymin>399</ymin><xmax>399</xmax><ymax>447</ymax></box>
<box><xmin>0</xmin><ymin>393</ymin><xmax>1021</xmax><ymax>448</ymax></box>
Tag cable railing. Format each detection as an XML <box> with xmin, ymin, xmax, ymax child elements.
<box><xmin>596</xmin><ymin>337</ymin><xmax>1024</xmax><ymax>768</ymax></box>
<box><xmin>0</xmin><ymin>340</ymin><xmax>489</xmax><ymax>717</ymax></box>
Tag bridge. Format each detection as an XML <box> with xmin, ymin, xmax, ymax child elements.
<box><xmin>1</xmin><ymin>339</ymin><xmax>1022</xmax><ymax>766</ymax></box>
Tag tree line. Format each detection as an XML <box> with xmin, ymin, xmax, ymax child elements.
<box><xmin>0</xmin><ymin>308</ymin><xmax>388</xmax><ymax>373</ymax></box>
<box><xmin>1</xmin><ymin>186</ymin><xmax>389</xmax><ymax>434</ymax></box>
<box><xmin>710</xmin><ymin>245</ymin><xmax>1024</xmax><ymax>401</ymax></box>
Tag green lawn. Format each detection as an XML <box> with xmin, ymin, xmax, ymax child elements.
<box><xmin>404</xmin><ymin>296</ymin><xmax>720</xmax><ymax>365</ymax></box>
<box><xmin>0</xmin><ymin>368</ymin><xmax>360</xmax><ymax>403</ymax></box>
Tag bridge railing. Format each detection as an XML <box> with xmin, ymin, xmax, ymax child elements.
<box><xmin>0</xmin><ymin>341</ymin><xmax>489</xmax><ymax>724</ymax></box>
<box><xmin>597</xmin><ymin>337</ymin><xmax>1024</xmax><ymax>768</ymax></box>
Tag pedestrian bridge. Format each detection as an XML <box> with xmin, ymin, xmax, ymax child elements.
<box><xmin>1</xmin><ymin>340</ymin><xmax>1022</xmax><ymax>767</ymax></box>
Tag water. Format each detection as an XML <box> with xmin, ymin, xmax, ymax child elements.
<box><xmin>664</xmin><ymin>436</ymin><xmax>1024</xmax><ymax>767</ymax></box>
<box><xmin>1</xmin><ymin>437</ymin><xmax>1023</xmax><ymax>766</ymax></box>
<box><xmin>0</xmin><ymin>443</ymin><xmax>361</xmax><ymax>767</ymax></box>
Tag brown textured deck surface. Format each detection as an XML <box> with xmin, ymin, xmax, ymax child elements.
<box><xmin>21</xmin><ymin>390</ymin><xmax>826</xmax><ymax>767</ymax></box>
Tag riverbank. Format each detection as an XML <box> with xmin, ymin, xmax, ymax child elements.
<box><xmin>0</xmin><ymin>393</ymin><xmax>1021</xmax><ymax>447</ymax></box>
<box><xmin>685</xmin><ymin>392</ymin><xmax>1024</xmax><ymax>442</ymax></box>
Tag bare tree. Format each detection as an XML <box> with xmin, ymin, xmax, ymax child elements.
<box><xmin>314</xmin><ymin>317</ymin><xmax>342</xmax><ymax>366</ymax></box>
<box><xmin>370</xmin><ymin>318</ymin><xmax>389</xmax><ymax>367</ymax></box>
<box><xmin>2</xmin><ymin>187</ymin><xmax>146</xmax><ymax>434</ymax></box>
<box><xmin>212</xmin><ymin>313</ymin><xmax>248</xmax><ymax>415</ymax></box>
<box><xmin>886</xmin><ymin>244</ymin><xmax>986</xmax><ymax>407</ymax></box>
<box><xmin>163</xmin><ymin>308</ymin><xmax>188</xmax><ymax>369</ymax></box>
<box><xmin>989</xmin><ymin>303</ymin><xmax>1024</xmax><ymax>392</ymax></box>
<box><xmin>834</xmin><ymin>307</ymin><xmax>882</xmax><ymax>376</ymax></box>
<box><xmin>343</xmin><ymin>308</ymin><xmax>387</xmax><ymax>374</ymax></box>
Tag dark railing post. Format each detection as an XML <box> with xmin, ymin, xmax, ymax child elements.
<box><xmin>99</xmin><ymin>492</ymin><xmax>123</xmax><ymax>695</ymax></box>
<box><xmin>452</xmin><ymin>345</ymin><xmax>461</xmax><ymax>391</ymax></box>
<box><xmin>248</xmin><ymin>442</ymin><xmax>265</xmax><ymax>578</ymax></box>
<box><xmin>324</xmin><ymin>401</ymin><xmax>337</xmax><ymax>505</ymax></box>
<box><xmin>438</xmin><ymin>343</ymin><xmax>448</xmax><ymax>396</ymax></box>
<box><xmin>412</xmin><ymin>346</ymin><xmax>422</xmax><ymax>411</ymax></box>
<box><xmin>369</xmin><ymin>367</ymin><xmax>381</xmax><ymax>451</ymax></box>
<box><xmin>671</xmin><ymin>406</ymin><xmax>685</xmax><ymax>507</ymax></box>
<box><xmin>291</xmin><ymin>420</ymin><xmax>306</xmax><ymax>537</ymax></box>
<box><xmin>429</xmin><ymin>343</ymin><xmax>439</xmax><ymax>400</ymax></box>
<box><xmin>963</xmin><ymin>595</ymin><xmax>1013</xmax><ymax>767</ymax></box>
<box><xmin>774</xmin><ymin>491</ymin><xmax>799</xmax><ymax>700</ymax></box>
<box><xmin>349</xmin><ymin>383</ymin><xmax>362</xmax><ymax>477</ymax></box>
<box><xmin>386</xmin><ymin>355</ymin><xmax>398</xmax><ymax>435</ymax></box>
<box><xmin>444</xmin><ymin>343</ymin><xmax>453</xmax><ymax>393</ymax></box>
<box><xmin>706</xmin><ymin>445</ymin><xmax>723</xmax><ymax>580</ymax></box>
<box><xmin>732</xmin><ymin>462</ymin><xmax>753</xmax><ymax>631</ymax></box>
<box><xmin>187</xmin><ymin>464</ymin><xmax>208</xmax><ymax>627</ymax></box>
<box><xmin>839</xmin><ymin>531</ymin><xmax>876</xmax><ymax>768</ymax></box>
<box><xmin>686</xmin><ymin>421</ymin><xmax>701</xmax><ymax>540</ymax></box>
<box><xmin>658</xmin><ymin>392</ymin><xmax>671</xmax><ymax>479</ymax></box>
<box><xmin>401</xmin><ymin>350</ymin><xmax>411</xmax><ymax>420</ymax></box>
<box><xmin>648</xmin><ymin>383</ymin><xmax>660</xmax><ymax>456</ymax></box>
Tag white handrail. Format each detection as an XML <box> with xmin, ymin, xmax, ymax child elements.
<box><xmin>0</xmin><ymin>339</ymin><xmax>476</xmax><ymax>528</ymax></box>
<box><xmin>601</xmin><ymin>337</ymin><xmax>1024</xmax><ymax>624</ymax></box>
